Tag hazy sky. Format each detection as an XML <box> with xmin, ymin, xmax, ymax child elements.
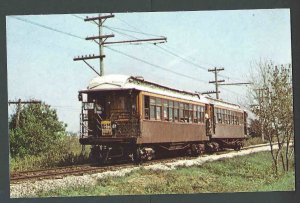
<box><xmin>6</xmin><ymin>9</ymin><xmax>292</xmax><ymax>132</ymax></box>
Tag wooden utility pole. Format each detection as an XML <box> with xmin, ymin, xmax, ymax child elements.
<box><xmin>8</xmin><ymin>99</ymin><xmax>42</xmax><ymax>128</ymax></box>
<box><xmin>74</xmin><ymin>13</ymin><xmax>167</xmax><ymax>76</ymax></box>
<box><xmin>208</xmin><ymin>67</ymin><xmax>225</xmax><ymax>99</ymax></box>
<box><xmin>253</xmin><ymin>88</ymin><xmax>268</xmax><ymax>142</ymax></box>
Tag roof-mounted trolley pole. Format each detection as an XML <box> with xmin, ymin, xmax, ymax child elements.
<box><xmin>74</xmin><ymin>13</ymin><xmax>167</xmax><ymax>77</ymax></box>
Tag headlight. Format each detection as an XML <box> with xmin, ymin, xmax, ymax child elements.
<box><xmin>112</xmin><ymin>123</ymin><xmax>117</xmax><ymax>129</ymax></box>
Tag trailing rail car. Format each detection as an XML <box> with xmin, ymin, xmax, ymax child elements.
<box><xmin>78</xmin><ymin>75</ymin><xmax>248</xmax><ymax>163</ymax></box>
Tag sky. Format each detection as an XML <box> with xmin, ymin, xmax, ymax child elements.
<box><xmin>6</xmin><ymin>9</ymin><xmax>292</xmax><ymax>133</ymax></box>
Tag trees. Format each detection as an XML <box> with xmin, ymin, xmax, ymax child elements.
<box><xmin>248</xmin><ymin>119</ymin><xmax>262</xmax><ymax>138</ymax></box>
<box><xmin>9</xmin><ymin>101</ymin><xmax>67</xmax><ymax>157</ymax></box>
<box><xmin>249</xmin><ymin>61</ymin><xmax>294</xmax><ymax>175</ymax></box>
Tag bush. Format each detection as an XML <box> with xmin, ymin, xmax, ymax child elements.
<box><xmin>9</xmin><ymin>101</ymin><xmax>67</xmax><ymax>158</ymax></box>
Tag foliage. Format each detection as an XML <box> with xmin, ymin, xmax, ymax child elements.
<box><xmin>248</xmin><ymin>118</ymin><xmax>262</xmax><ymax>138</ymax></box>
<box><xmin>9</xmin><ymin>101</ymin><xmax>67</xmax><ymax>157</ymax></box>
<box><xmin>36</xmin><ymin>151</ymin><xmax>295</xmax><ymax>197</ymax></box>
<box><xmin>10</xmin><ymin>135</ymin><xmax>90</xmax><ymax>172</ymax></box>
<box><xmin>248</xmin><ymin>61</ymin><xmax>294</xmax><ymax>175</ymax></box>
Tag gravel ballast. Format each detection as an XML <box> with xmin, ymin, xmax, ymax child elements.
<box><xmin>10</xmin><ymin>145</ymin><xmax>278</xmax><ymax>198</ymax></box>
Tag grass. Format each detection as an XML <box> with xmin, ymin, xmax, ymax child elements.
<box><xmin>9</xmin><ymin>136</ymin><xmax>264</xmax><ymax>173</ymax></box>
<box><xmin>36</xmin><ymin>151</ymin><xmax>295</xmax><ymax>197</ymax></box>
<box><xmin>243</xmin><ymin>136</ymin><xmax>267</xmax><ymax>147</ymax></box>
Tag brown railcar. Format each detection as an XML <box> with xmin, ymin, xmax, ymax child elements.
<box><xmin>78</xmin><ymin>75</ymin><xmax>247</xmax><ymax>164</ymax></box>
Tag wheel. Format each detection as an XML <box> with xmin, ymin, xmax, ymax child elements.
<box><xmin>133</xmin><ymin>147</ymin><xmax>142</xmax><ymax>164</ymax></box>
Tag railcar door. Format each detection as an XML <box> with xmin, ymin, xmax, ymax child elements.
<box><xmin>205</xmin><ymin>104</ymin><xmax>215</xmax><ymax>136</ymax></box>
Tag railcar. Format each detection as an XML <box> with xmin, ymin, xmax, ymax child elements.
<box><xmin>78</xmin><ymin>75</ymin><xmax>248</xmax><ymax>164</ymax></box>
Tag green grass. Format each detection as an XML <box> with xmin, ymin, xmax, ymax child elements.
<box><xmin>243</xmin><ymin>136</ymin><xmax>267</xmax><ymax>147</ymax></box>
<box><xmin>36</xmin><ymin>151</ymin><xmax>295</xmax><ymax>197</ymax></box>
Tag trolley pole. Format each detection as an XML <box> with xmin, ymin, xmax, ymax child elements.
<box><xmin>208</xmin><ymin>67</ymin><xmax>225</xmax><ymax>99</ymax></box>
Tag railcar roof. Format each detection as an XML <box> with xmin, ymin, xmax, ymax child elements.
<box><xmin>81</xmin><ymin>74</ymin><xmax>243</xmax><ymax>110</ymax></box>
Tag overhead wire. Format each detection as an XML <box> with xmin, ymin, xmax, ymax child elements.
<box><xmin>106</xmin><ymin>46</ymin><xmax>208</xmax><ymax>84</ymax></box>
<box><xmin>11</xmin><ymin>16</ymin><xmax>84</xmax><ymax>40</ymax></box>
<box><xmin>114</xmin><ymin>15</ymin><xmax>244</xmax><ymax>83</ymax></box>
<box><xmin>12</xmin><ymin>15</ymin><xmax>245</xmax><ymax>98</ymax></box>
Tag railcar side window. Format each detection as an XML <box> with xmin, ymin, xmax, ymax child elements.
<box><xmin>163</xmin><ymin>100</ymin><xmax>169</xmax><ymax>121</ymax></box>
<box><xmin>217</xmin><ymin>108</ymin><xmax>222</xmax><ymax>123</ymax></box>
<box><xmin>179</xmin><ymin>103</ymin><xmax>184</xmax><ymax>122</ymax></box>
<box><xmin>222</xmin><ymin>109</ymin><xmax>225</xmax><ymax>124</ymax></box>
<box><xmin>215</xmin><ymin>108</ymin><xmax>218</xmax><ymax>123</ymax></box>
<box><xmin>150</xmin><ymin>97</ymin><xmax>156</xmax><ymax>120</ymax></box>
<box><xmin>144</xmin><ymin>96</ymin><xmax>150</xmax><ymax>119</ymax></box>
<box><xmin>193</xmin><ymin>105</ymin><xmax>198</xmax><ymax>123</ymax></box>
<box><xmin>183</xmin><ymin>103</ymin><xmax>189</xmax><ymax>122</ymax></box>
<box><xmin>156</xmin><ymin>98</ymin><xmax>162</xmax><ymax>120</ymax></box>
<box><xmin>174</xmin><ymin>102</ymin><xmax>179</xmax><ymax>122</ymax></box>
<box><xmin>169</xmin><ymin>101</ymin><xmax>174</xmax><ymax>121</ymax></box>
<box><xmin>189</xmin><ymin>104</ymin><xmax>193</xmax><ymax>123</ymax></box>
<box><xmin>199</xmin><ymin>106</ymin><xmax>205</xmax><ymax>123</ymax></box>
<box><xmin>234</xmin><ymin>112</ymin><xmax>237</xmax><ymax>125</ymax></box>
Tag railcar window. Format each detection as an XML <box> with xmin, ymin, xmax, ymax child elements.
<box><xmin>189</xmin><ymin>104</ymin><xmax>193</xmax><ymax>123</ymax></box>
<box><xmin>222</xmin><ymin>109</ymin><xmax>226</xmax><ymax>124</ymax></box>
<box><xmin>197</xmin><ymin>106</ymin><xmax>203</xmax><ymax>123</ymax></box>
<box><xmin>169</xmin><ymin>100</ymin><xmax>174</xmax><ymax>121</ymax></box>
<box><xmin>228</xmin><ymin>110</ymin><xmax>232</xmax><ymax>124</ymax></box>
<box><xmin>234</xmin><ymin>112</ymin><xmax>237</xmax><ymax>125</ymax></box>
<box><xmin>179</xmin><ymin>103</ymin><xmax>184</xmax><ymax>122</ymax></box>
<box><xmin>174</xmin><ymin>102</ymin><xmax>179</xmax><ymax>122</ymax></box>
<box><xmin>150</xmin><ymin>97</ymin><xmax>156</xmax><ymax>120</ymax></box>
<box><xmin>217</xmin><ymin>108</ymin><xmax>222</xmax><ymax>123</ymax></box>
<box><xmin>183</xmin><ymin>103</ymin><xmax>189</xmax><ymax>122</ymax></box>
<box><xmin>215</xmin><ymin>108</ymin><xmax>218</xmax><ymax>123</ymax></box>
<box><xmin>144</xmin><ymin>96</ymin><xmax>150</xmax><ymax>119</ymax></box>
<box><xmin>193</xmin><ymin>105</ymin><xmax>198</xmax><ymax>123</ymax></box>
<box><xmin>226</xmin><ymin>110</ymin><xmax>230</xmax><ymax>124</ymax></box>
<box><xmin>156</xmin><ymin>98</ymin><xmax>162</xmax><ymax>120</ymax></box>
<box><xmin>163</xmin><ymin>100</ymin><xmax>169</xmax><ymax>121</ymax></box>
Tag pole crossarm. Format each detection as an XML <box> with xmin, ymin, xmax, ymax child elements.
<box><xmin>84</xmin><ymin>14</ymin><xmax>115</xmax><ymax>22</ymax></box>
<box><xmin>208</xmin><ymin>67</ymin><xmax>224</xmax><ymax>72</ymax></box>
<box><xmin>8</xmin><ymin>100</ymin><xmax>42</xmax><ymax>105</ymax></box>
<box><xmin>201</xmin><ymin>91</ymin><xmax>221</xmax><ymax>95</ymax></box>
<box><xmin>219</xmin><ymin>82</ymin><xmax>252</xmax><ymax>86</ymax></box>
<box><xmin>209</xmin><ymin>80</ymin><xmax>225</xmax><ymax>84</ymax></box>
<box><xmin>103</xmin><ymin>37</ymin><xmax>167</xmax><ymax>45</ymax></box>
<box><xmin>85</xmin><ymin>34</ymin><xmax>115</xmax><ymax>41</ymax></box>
<box><xmin>74</xmin><ymin>55</ymin><xmax>105</xmax><ymax>61</ymax></box>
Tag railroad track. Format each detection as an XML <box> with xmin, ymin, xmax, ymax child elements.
<box><xmin>10</xmin><ymin>142</ymin><xmax>284</xmax><ymax>183</ymax></box>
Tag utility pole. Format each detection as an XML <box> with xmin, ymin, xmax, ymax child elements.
<box><xmin>74</xmin><ymin>13</ymin><xmax>167</xmax><ymax>76</ymax></box>
<box><xmin>74</xmin><ymin>14</ymin><xmax>115</xmax><ymax>76</ymax></box>
<box><xmin>208</xmin><ymin>67</ymin><xmax>225</xmax><ymax>99</ymax></box>
<box><xmin>252</xmin><ymin>88</ymin><xmax>268</xmax><ymax>142</ymax></box>
<box><xmin>8</xmin><ymin>99</ymin><xmax>42</xmax><ymax>128</ymax></box>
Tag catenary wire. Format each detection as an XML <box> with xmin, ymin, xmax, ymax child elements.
<box><xmin>12</xmin><ymin>15</ymin><xmax>244</xmax><ymax>98</ymax></box>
